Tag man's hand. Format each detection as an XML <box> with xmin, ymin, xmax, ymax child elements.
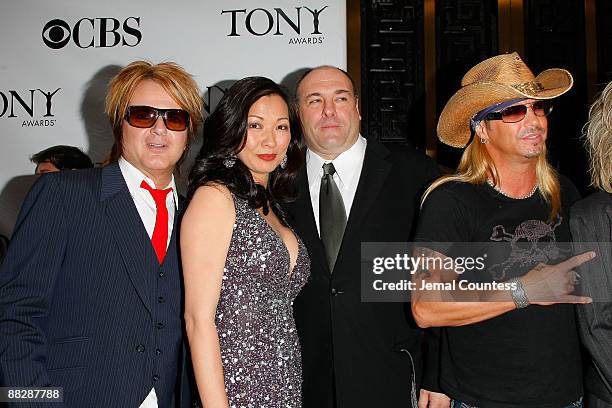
<box><xmin>418</xmin><ymin>389</ymin><xmax>451</xmax><ymax>408</ymax></box>
<box><xmin>521</xmin><ymin>251</ymin><xmax>595</xmax><ymax>305</ymax></box>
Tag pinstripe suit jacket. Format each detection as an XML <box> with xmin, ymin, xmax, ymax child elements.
<box><xmin>571</xmin><ymin>191</ymin><xmax>612</xmax><ymax>405</ymax></box>
<box><xmin>0</xmin><ymin>163</ymin><xmax>191</xmax><ymax>408</ymax></box>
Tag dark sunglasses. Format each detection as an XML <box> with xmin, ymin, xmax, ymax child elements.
<box><xmin>124</xmin><ymin>105</ymin><xmax>190</xmax><ymax>131</ymax></box>
<box><xmin>485</xmin><ymin>100</ymin><xmax>553</xmax><ymax>123</ymax></box>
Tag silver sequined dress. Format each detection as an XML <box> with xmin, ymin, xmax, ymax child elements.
<box><xmin>216</xmin><ymin>196</ymin><xmax>310</xmax><ymax>408</ymax></box>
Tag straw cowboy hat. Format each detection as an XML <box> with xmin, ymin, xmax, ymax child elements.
<box><xmin>437</xmin><ymin>52</ymin><xmax>573</xmax><ymax>148</ymax></box>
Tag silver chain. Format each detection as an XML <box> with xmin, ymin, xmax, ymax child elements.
<box><xmin>486</xmin><ymin>179</ymin><xmax>538</xmax><ymax>200</ymax></box>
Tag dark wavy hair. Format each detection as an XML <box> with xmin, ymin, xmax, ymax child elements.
<box><xmin>31</xmin><ymin>145</ymin><xmax>93</xmax><ymax>171</ymax></box>
<box><xmin>188</xmin><ymin>76</ymin><xmax>304</xmax><ymax>221</ymax></box>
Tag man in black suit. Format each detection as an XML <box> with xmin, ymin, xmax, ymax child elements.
<box><xmin>287</xmin><ymin>65</ymin><xmax>441</xmax><ymax>408</ymax></box>
<box><xmin>0</xmin><ymin>61</ymin><xmax>202</xmax><ymax>407</ymax></box>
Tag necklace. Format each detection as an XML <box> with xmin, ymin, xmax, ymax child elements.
<box><xmin>486</xmin><ymin>179</ymin><xmax>538</xmax><ymax>199</ymax></box>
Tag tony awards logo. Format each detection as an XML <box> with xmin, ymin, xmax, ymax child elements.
<box><xmin>221</xmin><ymin>6</ymin><xmax>329</xmax><ymax>45</ymax></box>
<box><xmin>0</xmin><ymin>88</ymin><xmax>61</xmax><ymax>127</ymax></box>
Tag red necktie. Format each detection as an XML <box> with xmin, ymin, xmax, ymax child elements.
<box><xmin>140</xmin><ymin>180</ymin><xmax>172</xmax><ymax>264</ymax></box>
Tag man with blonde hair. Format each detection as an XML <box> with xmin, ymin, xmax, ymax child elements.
<box><xmin>571</xmin><ymin>81</ymin><xmax>612</xmax><ymax>408</ymax></box>
<box><xmin>0</xmin><ymin>61</ymin><xmax>203</xmax><ymax>407</ymax></box>
<box><xmin>412</xmin><ymin>53</ymin><xmax>594</xmax><ymax>408</ymax></box>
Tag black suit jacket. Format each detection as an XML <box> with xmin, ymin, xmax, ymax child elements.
<box><xmin>286</xmin><ymin>139</ymin><xmax>440</xmax><ymax>408</ymax></box>
<box><xmin>571</xmin><ymin>191</ymin><xmax>612</xmax><ymax>405</ymax></box>
<box><xmin>0</xmin><ymin>163</ymin><xmax>192</xmax><ymax>408</ymax></box>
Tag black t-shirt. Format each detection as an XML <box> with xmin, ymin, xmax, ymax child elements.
<box><xmin>415</xmin><ymin>176</ymin><xmax>582</xmax><ymax>408</ymax></box>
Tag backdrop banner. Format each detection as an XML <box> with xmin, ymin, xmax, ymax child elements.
<box><xmin>0</xmin><ymin>0</ymin><xmax>346</xmax><ymax>237</ymax></box>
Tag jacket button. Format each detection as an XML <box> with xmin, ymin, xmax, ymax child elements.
<box><xmin>157</xmin><ymin>322</ymin><xmax>165</xmax><ymax>329</ymax></box>
<box><xmin>152</xmin><ymin>375</ymin><xmax>159</xmax><ymax>382</ymax></box>
<box><xmin>331</xmin><ymin>288</ymin><xmax>338</xmax><ymax>295</ymax></box>
<box><xmin>159</xmin><ymin>271</ymin><xmax>165</xmax><ymax>278</ymax></box>
<box><xmin>136</xmin><ymin>344</ymin><xmax>145</xmax><ymax>353</ymax></box>
<box><xmin>158</xmin><ymin>296</ymin><xmax>165</xmax><ymax>303</ymax></box>
<box><xmin>155</xmin><ymin>349</ymin><xmax>162</xmax><ymax>355</ymax></box>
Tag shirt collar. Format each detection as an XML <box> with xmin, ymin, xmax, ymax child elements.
<box><xmin>118</xmin><ymin>156</ymin><xmax>178</xmax><ymax>207</ymax></box>
<box><xmin>306</xmin><ymin>135</ymin><xmax>367</xmax><ymax>188</ymax></box>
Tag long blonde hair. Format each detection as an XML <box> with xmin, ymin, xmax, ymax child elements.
<box><xmin>583</xmin><ymin>82</ymin><xmax>612</xmax><ymax>193</ymax></box>
<box><xmin>422</xmin><ymin>130</ymin><xmax>561</xmax><ymax>220</ymax></box>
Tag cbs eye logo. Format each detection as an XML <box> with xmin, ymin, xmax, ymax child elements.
<box><xmin>42</xmin><ymin>19</ymin><xmax>71</xmax><ymax>49</ymax></box>
<box><xmin>42</xmin><ymin>17</ymin><xmax>142</xmax><ymax>49</ymax></box>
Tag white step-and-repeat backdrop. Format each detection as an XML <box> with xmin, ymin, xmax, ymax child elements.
<box><xmin>0</xmin><ymin>1</ymin><xmax>346</xmax><ymax>237</ymax></box>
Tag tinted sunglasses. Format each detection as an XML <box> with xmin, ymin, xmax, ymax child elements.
<box><xmin>485</xmin><ymin>100</ymin><xmax>553</xmax><ymax>123</ymax></box>
<box><xmin>125</xmin><ymin>105</ymin><xmax>190</xmax><ymax>131</ymax></box>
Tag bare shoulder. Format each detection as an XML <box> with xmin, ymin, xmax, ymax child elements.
<box><xmin>191</xmin><ymin>183</ymin><xmax>233</xmax><ymax>203</ymax></box>
<box><xmin>183</xmin><ymin>183</ymin><xmax>235</xmax><ymax>226</ymax></box>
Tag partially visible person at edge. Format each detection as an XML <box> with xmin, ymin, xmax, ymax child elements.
<box><xmin>284</xmin><ymin>65</ymin><xmax>441</xmax><ymax>408</ymax></box>
<box><xmin>31</xmin><ymin>144</ymin><xmax>94</xmax><ymax>174</ymax></box>
<box><xmin>181</xmin><ymin>77</ymin><xmax>310</xmax><ymax>407</ymax></box>
<box><xmin>411</xmin><ymin>52</ymin><xmax>595</xmax><ymax>408</ymax></box>
<box><xmin>0</xmin><ymin>60</ymin><xmax>203</xmax><ymax>407</ymax></box>
<box><xmin>571</xmin><ymin>80</ymin><xmax>612</xmax><ymax>408</ymax></box>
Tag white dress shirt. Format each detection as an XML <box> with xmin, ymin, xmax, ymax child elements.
<box><xmin>118</xmin><ymin>157</ymin><xmax>178</xmax><ymax>408</ymax></box>
<box><xmin>306</xmin><ymin>135</ymin><xmax>367</xmax><ymax>235</ymax></box>
<box><xmin>119</xmin><ymin>157</ymin><xmax>178</xmax><ymax>247</ymax></box>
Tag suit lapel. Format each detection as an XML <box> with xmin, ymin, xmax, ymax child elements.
<box><xmin>293</xmin><ymin>168</ymin><xmax>330</xmax><ymax>275</ymax></box>
<box><xmin>336</xmin><ymin>141</ymin><xmax>391</xmax><ymax>267</ymax></box>
<box><xmin>101</xmin><ymin>163</ymin><xmax>156</xmax><ymax>318</ymax></box>
<box><xmin>292</xmin><ymin>142</ymin><xmax>392</xmax><ymax>275</ymax></box>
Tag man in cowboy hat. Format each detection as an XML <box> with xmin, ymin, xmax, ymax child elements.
<box><xmin>411</xmin><ymin>52</ymin><xmax>595</xmax><ymax>408</ymax></box>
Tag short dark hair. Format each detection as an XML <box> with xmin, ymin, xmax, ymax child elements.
<box><xmin>294</xmin><ymin>65</ymin><xmax>358</xmax><ymax>101</ymax></box>
<box><xmin>31</xmin><ymin>145</ymin><xmax>94</xmax><ymax>170</ymax></box>
<box><xmin>188</xmin><ymin>77</ymin><xmax>304</xmax><ymax>219</ymax></box>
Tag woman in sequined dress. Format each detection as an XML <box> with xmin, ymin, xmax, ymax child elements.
<box><xmin>181</xmin><ymin>77</ymin><xmax>310</xmax><ymax>408</ymax></box>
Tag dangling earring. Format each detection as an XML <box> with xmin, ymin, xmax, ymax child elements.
<box><xmin>479</xmin><ymin>137</ymin><xmax>488</xmax><ymax>144</ymax></box>
<box><xmin>279</xmin><ymin>156</ymin><xmax>287</xmax><ymax>169</ymax></box>
<box><xmin>223</xmin><ymin>156</ymin><xmax>236</xmax><ymax>168</ymax></box>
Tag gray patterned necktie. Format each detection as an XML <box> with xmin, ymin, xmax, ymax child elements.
<box><xmin>319</xmin><ymin>162</ymin><xmax>347</xmax><ymax>271</ymax></box>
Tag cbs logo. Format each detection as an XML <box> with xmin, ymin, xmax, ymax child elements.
<box><xmin>42</xmin><ymin>17</ymin><xmax>141</xmax><ymax>49</ymax></box>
